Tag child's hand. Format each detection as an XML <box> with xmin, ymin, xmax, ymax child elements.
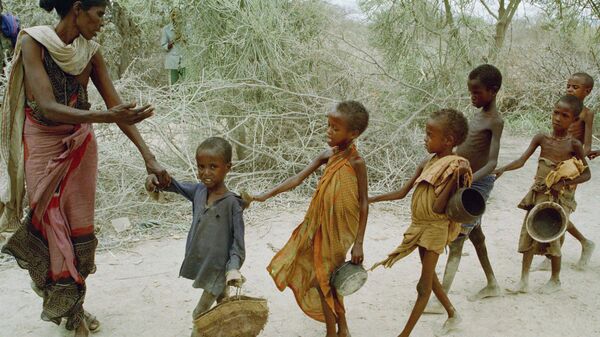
<box><xmin>550</xmin><ymin>179</ymin><xmax>568</xmax><ymax>193</ymax></box>
<box><xmin>588</xmin><ymin>150</ymin><xmax>599</xmax><ymax>160</ymax></box>
<box><xmin>226</xmin><ymin>269</ymin><xmax>246</xmax><ymax>288</ymax></box>
<box><xmin>350</xmin><ymin>243</ymin><xmax>364</xmax><ymax>265</ymax></box>
<box><xmin>493</xmin><ymin>169</ymin><xmax>504</xmax><ymax>179</ymax></box>
<box><xmin>145</xmin><ymin>174</ymin><xmax>159</xmax><ymax>192</ymax></box>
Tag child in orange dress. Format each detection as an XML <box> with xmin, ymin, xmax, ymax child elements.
<box><xmin>249</xmin><ymin>101</ymin><xmax>369</xmax><ymax>337</ymax></box>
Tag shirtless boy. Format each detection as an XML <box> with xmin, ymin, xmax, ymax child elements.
<box><xmin>494</xmin><ymin>94</ymin><xmax>591</xmax><ymax>294</ymax></box>
<box><xmin>428</xmin><ymin>65</ymin><xmax>503</xmax><ymax>312</ymax></box>
<box><xmin>537</xmin><ymin>72</ymin><xmax>597</xmax><ymax>270</ymax></box>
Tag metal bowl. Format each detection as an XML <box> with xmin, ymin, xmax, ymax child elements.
<box><xmin>330</xmin><ymin>261</ymin><xmax>368</xmax><ymax>296</ymax></box>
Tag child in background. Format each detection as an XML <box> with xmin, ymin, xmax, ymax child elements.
<box><xmin>146</xmin><ymin>137</ymin><xmax>246</xmax><ymax>319</ymax></box>
<box><xmin>249</xmin><ymin>101</ymin><xmax>369</xmax><ymax>337</ymax></box>
<box><xmin>370</xmin><ymin>109</ymin><xmax>471</xmax><ymax>336</ymax></box>
<box><xmin>494</xmin><ymin>95</ymin><xmax>591</xmax><ymax>294</ymax></box>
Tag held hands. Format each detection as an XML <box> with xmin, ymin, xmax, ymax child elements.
<box><xmin>350</xmin><ymin>243</ymin><xmax>364</xmax><ymax>265</ymax></box>
<box><xmin>145</xmin><ymin>174</ymin><xmax>159</xmax><ymax>192</ymax></box>
<box><xmin>588</xmin><ymin>150</ymin><xmax>599</xmax><ymax>160</ymax></box>
<box><xmin>493</xmin><ymin>168</ymin><xmax>505</xmax><ymax>179</ymax></box>
<box><xmin>145</xmin><ymin>159</ymin><xmax>171</xmax><ymax>188</ymax></box>
<box><xmin>107</xmin><ymin>102</ymin><xmax>154</xmax><ymax>125</ymax></box>
<box><xmin>239</xmin><ymin>191</ymin><xmax>269</xmax><ymax>209</ymax></box>
<box><xmin>145</xmin><ymin>174</ymin><xmax>161</xmax><ymax>201</ymax></box>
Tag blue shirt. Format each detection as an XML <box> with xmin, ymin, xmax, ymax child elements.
<box><xmin>164</xmin><ymin>178</ymin><xmax>245</xmax><ymax>295</ymax></box>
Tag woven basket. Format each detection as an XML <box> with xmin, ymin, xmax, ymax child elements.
<box><xmin>192</xmin><ymin>295</ymin><xmax>269</xmax><ymax>337</ymax></box>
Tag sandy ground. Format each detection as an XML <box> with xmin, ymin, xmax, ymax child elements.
<box><xmin>1</xmin><ymin>135</ymin><xmax>600</xmax><ymax>337</ymax></box>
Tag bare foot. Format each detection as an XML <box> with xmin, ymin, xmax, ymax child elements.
<box><xmin>74</xmin><ymin>320</ymin><xmax>90</xmax><ymax>337</ymax></box>
<box><xmin>575</xmin><ymin>240</ymin><xmax>595</xmax><ymax>270</ymax></box>
<box><xmin>66</xmin><ymin>311</ymin><xmax>99</xmax><ymax>333</ymax></box>
<box><xmin>435</xmin><ymin>313</ymin><xmax>462</xmax><ymax>336</ymax></box>
<box><xmin>83</xmin><ymin>311</ymin><xmax>100</xmax><ymax>332</ymax></box>
<box><xmin>423</xmin><ymin>298</ymin><xmax>445</xmax><ymax>315</ymax></box>
<box><xmin>506</xmin><ymin>280</ymin><xmax>529</xmax><ymax>294</ymax></box>
<box><xmin>537</xmin><ymin>279</ymin><xmax>561</xmax><ymax>294</ymax></box>
<box><xmin>532</xmin><ymin>258</ymin><xmax>551</xmax><ymax>271</ymax></box>
<box><xmin>467</xmin><ymin>283</ymin><xmax>502</xmax><ymax>302</ymax></box>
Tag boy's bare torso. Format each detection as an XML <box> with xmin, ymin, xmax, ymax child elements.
<box><xmin>539</xmin><ymin>135</ymin><xmax>578</xmax><ymax>163</ymax></box>
<box><xmin>456</xmin><ymin>112</ymin><xmax>503</xmax><ymax>173</ymax></box>
<box><xmin>568</xmin><ymin>107</ymin><xmax>591</xmax><ymax>144</ymax></box>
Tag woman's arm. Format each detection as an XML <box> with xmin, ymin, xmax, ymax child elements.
<box><xmin>350</xmin><ymin>155</ymin><xmax>369</xmax><ymax>264</ymax></box>
<box><xmin>252</xmin><ymin>149</ymin><xmax>332</xmax><ymax>202</ymax></box>
<box><xmin>90</xmin><ymin>51</ymin><xmax>170</xmax><ymax>186</ymax></box>
<box><xmin>368</xmin><ymin>159</ymin><xmax>426</xmax><ymax>203</ymax></box>
<box><xmin>494</xmin><ymin>134</ymin><xmax>543</xmax><ymax>177</ymax></box>
<box><xmin>21</xmin><ymin>35</ymin><xmax>154</xmax><ymax>125</ymax></box>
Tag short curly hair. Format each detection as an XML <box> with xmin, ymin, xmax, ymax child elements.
<box><xmin>196</xmin><ymin>137</ymin><xmax>233</xmax><ymax>163</ymax></box>
<box><xmin>430</xmin><ymin>109</ymin><xmax>469</xmax><ymax>146</ymax></box>
<box><xmin>557</xmin><ymin>94</ymin><xmax>584</xmax><ymax>118</ymax></box>
<box><xmin>469</xmin><ymin>64</ymin><xmax>502</xmax><ymax>93</ymax></box>
<box><xmin>335</xmin><ymin>101</ymin><xmax>370</xmax><ymax>135</ymax></box>
<box><xmin>572</xmin><ymin>72</ymin><xmax>594</xmax><ymax>89</ymax></box>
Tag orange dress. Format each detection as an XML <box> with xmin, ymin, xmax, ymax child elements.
<box><xmin>267</xmin><ymin>145</ymin><xmax>360</xmax><ymax>322</ymax></box>
<box><xmin>372</xmin><ymin>155</ymin><xmax>471</xmax><ymax>269</ymax></box>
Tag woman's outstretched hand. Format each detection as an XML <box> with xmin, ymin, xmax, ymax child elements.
<box><xmin>106</xmin><ymin>102</ymin><xmax>155</xmax><ymax>125</ymax></box>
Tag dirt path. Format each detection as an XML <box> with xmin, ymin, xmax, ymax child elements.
<box><xmin>1</xmin><ymin>135</ymin><xmax>599</xmax><ymax>337</ymax></box>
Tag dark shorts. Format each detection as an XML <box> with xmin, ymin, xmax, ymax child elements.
<box><xmin>460</xmin><ymin>174</ymin><xmax>496</xmax><ymax>236</ymax></box>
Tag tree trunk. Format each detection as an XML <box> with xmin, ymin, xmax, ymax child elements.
<box><xmin>112</xmin><ymin>2</ymin><xmax>142</xmax><ymax>78</ymax></box>
<box><xmin>490</xmin><ymin>19</ymin><xmax>508</xmax><ymax>60</ymax></box>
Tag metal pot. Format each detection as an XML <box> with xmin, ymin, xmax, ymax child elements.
<box><xmin>446</xmin><ymin>187</ymin><xmax>486</xmax><ymax>223</ymax></box>
<box><xmin>330</xmin><ymin>261</ymin><xmax>368</xmax><ymax>296</ymax></box>
<box><xmin>526</xmin><ymin>201</ymin><xmax>568</xmax><ymax>243</ymax></box>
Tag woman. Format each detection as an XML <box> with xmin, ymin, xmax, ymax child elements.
<box><xmin>0</xmin><ymin>1</ymin><xmax>169</xmax><ymax>336</ymax></box>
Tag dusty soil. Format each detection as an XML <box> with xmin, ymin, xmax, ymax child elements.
<box><xmin>1</xmin><ymin>135</ymin><xmax>600</xmax><ymax>337</ymax></box>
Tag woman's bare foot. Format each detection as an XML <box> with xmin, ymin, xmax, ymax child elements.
<box><xmin>537</xmin><ymin>279</ymin><xmax>561</xmax><ymax>294</ymax></box>
<box><xmin>506</xmin><ymin>279</ymin><xmax>529</xmax><ymax>294</ymax></box>
<box><xmin>575</xmin><ymin>240</ymin><xmax>595</xmax><ymax>270</ymax></box>
<box><xmin>532</xmin><ymin>258</ymin><xmax>551</xmax><ymax>271</ymax></box>
<box><xmin>435</xmin><ymin>313</ymin><xmax>462</xmax><ymax>336</ymax></box>
<box><xmin>74</xmin><ymin>320</ymin><xmax>90</xmax><ymax>337</ymax></box>
<box><xmin>467</xmin><ymin>283</ymin><xmax>502</xmax><ymax>302</ymax></box>
<box><xmin>83</xmin><ymin>311</ymin><xmax>100</xmax><ymax>332</ymax></box>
